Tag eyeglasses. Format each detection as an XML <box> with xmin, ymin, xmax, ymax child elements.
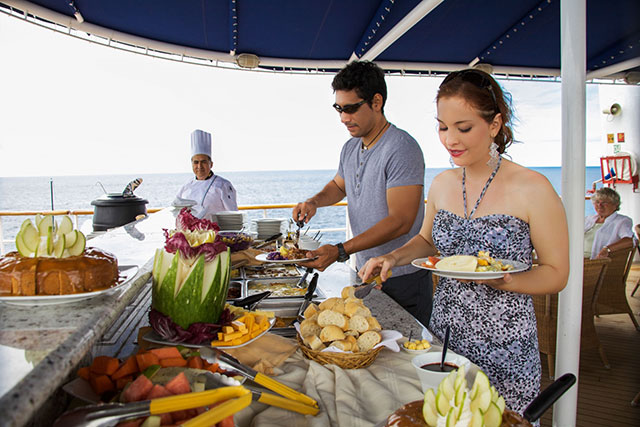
<box><xmin>332</xmin><ymin>99</ymin><xmax>368</xmax><ymax>114</ymax></box>
<box><xmin>441</xmin><ymin>69</ymin><xmax>498</xmax><ymax>113</ymax></box>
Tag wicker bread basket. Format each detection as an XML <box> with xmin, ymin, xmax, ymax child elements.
<box><xmin>296</xmin><ymin>334</ymin><xmax>383</xmax><ymax>369</ymax></box>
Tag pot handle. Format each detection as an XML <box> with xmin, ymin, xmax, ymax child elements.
<box><xmin>523</xmin><ymin>373</ymin><xmax>576</xmax><ymax>422</ymax></box>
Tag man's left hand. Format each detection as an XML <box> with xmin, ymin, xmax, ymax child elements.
<box><xmin>298</xmin><ymin>244</ymin><xmax>339</xmax><ymax>271</ymax></box>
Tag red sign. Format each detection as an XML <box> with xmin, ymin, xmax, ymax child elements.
<box><xmin>617</xmin><ymin>133</ymin><xmax>625</xmax><ymax>142</ymax></box>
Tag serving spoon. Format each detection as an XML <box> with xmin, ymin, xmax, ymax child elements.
<box><xmin>440</xmin><ymin>325</ymin><xmax>451</xmax><ymax>371</ymax></box>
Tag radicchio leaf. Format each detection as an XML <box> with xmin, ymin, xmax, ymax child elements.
<box><xmin>176</xmin><ymin>208</ymin><xmax>220</xmax><ymax>232</ymax></box>
<box><xmin>162</xmin><ymin>229</ymin><xmax>228</xmax><ymax>261</ymax></box>
<box><xmin>149</xmin><ymin>308</ymin><xmax>232</xmax><ymax>345</ymax></box>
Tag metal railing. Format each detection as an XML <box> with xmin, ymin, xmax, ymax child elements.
<box><xmin>0</xmin><ymin>202</ymin><xmax>350</xmax><ymax>255</ymax></box>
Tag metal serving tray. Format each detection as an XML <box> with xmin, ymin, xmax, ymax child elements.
<box><xmin>244</xmin><ymin>277</ymin><xmax>324</xmax><ymax>300</ymax></box>
<box><xmin>254</xmin><ymin>299</ymin><xmax>321</xmax><ymax>337</ymax></box>
<box><xmin>243</xmin><ymin>265</ymin><xmax>303</xmax><ymax>279</ymax></box>
<box><xmin>226</xmin><ymin>281</ymin><xmax>243</xmax><ymax>301</ymax></box>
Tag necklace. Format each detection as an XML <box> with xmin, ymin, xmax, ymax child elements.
<box><xmin>362</xmin><ymin>121</ymin><xmax>389</xmax><ymax>150</ymax></box>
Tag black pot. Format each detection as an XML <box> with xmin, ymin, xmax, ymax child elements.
<box><xmin>90</xmin><ymin>193</ymin><xmax>148</xmax><ymax>232</ymax></box>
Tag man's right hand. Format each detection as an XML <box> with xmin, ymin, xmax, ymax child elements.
<box><xmin>292</xmin><ymin>200</ymin><xmax>317</xmax><ymax>224</ymax></box>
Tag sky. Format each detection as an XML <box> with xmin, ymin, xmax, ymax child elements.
<box><xmin>0</xmin><ymin>13</ymin><xmax>607</xmax><ymax>178</ymax></box>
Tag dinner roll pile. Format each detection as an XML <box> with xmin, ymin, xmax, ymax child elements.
<box><xmin>300</xmin><ymin>286</ymin><xmax>382</xmax><ymax>353</ymax></box>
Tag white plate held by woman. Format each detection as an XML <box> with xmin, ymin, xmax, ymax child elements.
<box><xmin>411</xmin><ymin>258</ymin><xmax>528</xmax><ymax>280</ymax></box>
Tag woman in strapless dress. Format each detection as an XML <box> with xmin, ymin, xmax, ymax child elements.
<box><xmin>359</xmin><ymin>69</ymin><xmax>569</xmax><ymax>416</ymax></box>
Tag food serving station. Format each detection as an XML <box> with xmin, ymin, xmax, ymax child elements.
<box><xmin>0</xmin><ymin>208</ymin><xmax>436</xmax><ymax>427</ymax></box>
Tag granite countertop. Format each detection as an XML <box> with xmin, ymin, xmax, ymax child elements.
<box><xmin>0</xmin><ymin>208</ymin><xmax>426</xmax><ymax>426</ymax></box>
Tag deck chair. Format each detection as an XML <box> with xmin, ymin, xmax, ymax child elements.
<box><xmin>594</xmin><ymin>244</ymin><xmax>640</xmax><ymax>330</ymax></box>
<box><xmin>631</xmin><ymin>224</ymin><xmax>639</xmax><ymax>297</ymax></box>
<box><xmin>533</xmin><ymin>258</ymin><xmax>610</xmax><ymax>379</ymax></box>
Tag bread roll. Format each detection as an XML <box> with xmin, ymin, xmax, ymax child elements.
<box><xmin>300</xmin><ymin>319</ymin><xmax>322</xmax><ymax>338</ymax></box>
<box><xmin>344</xmin><ymin>329</ymin><xmax>360</xmax><ymax>338</ymax></box>
<box><xmin>344</xmin><ymin>301</ymin><xmax>371</xmax><ymax>318</ymax></box>
<box><xmin>320</xmin><ymin>325</ymin><xmax>346</xmax><ymax>342</ymax></box>
<box><xmin>303</xmin><ymin>335</ymin><xmax>325</xmax><ymax>350</ymax></box>
<box><xmin>331</xmin><ymin>339</ymin><xmax>352</xmax><ymax>351</ymax></box>
<box><xmin>349</xmin><ymin>314</ymin><xmax>370</xmax><ymax>333</ymax></box>
<box><xmin>317</xmin><ymin>310</ymin><xmax>347</xmax><ymax>329</ymax></box>
<box><xmin>306</xmin><ymin>312</ymin><xmax>318</xmax><ymax>323</ymax></box>
<box><xmin>341</xmin><ymin>286</ymin><xmax>356</xmax><ymax>299</ymax></box>
<box><xmin>303</xmin><ymin>303</ymin><xmax>319</xmax><ymax>319</ymax></box>
<box><xmin>344</xmin><ymin>297</ymin><xmax>363</xmax><ymax>305</ymax></box>
<box><xmin>345</xmin><ymin>335</ymin><xmax>357</xmax><ymax>346</ymax></box>
<box><xmin>318</xmin><ymin>297</ymin><xmax>341</xmax><ymax>311</ymax></box>
<box><xmin>366</xmin><ymin>316</ymin><xmax>382</xmax><ymax>331</ymax></box>
<box><xmin>356</xmin><ymin>330</ymin><xmax>381</xmax><ymax>352</ymax></box>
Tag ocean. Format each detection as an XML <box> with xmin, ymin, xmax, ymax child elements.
<box><xmin>0</xmin><ymin>167</ymin><xmax>602</xmax><ymax>253</ymax></box>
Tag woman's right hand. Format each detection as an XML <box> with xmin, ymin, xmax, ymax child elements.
<box><xmin>359</xmin><ymin>254</ymin><xmax>397</xmax><ymax>287</ymax></box>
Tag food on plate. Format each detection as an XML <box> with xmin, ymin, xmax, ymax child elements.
<box><xmin>385</xmin><ymin>367</ymin><xmax>531</xmax><ymax>427</ymax></box>
<box><xmin>245</xmin><ymin>265</ymin><xmax>301</xmax><ymax>278</ymax></box>
<box><xmin>299</xmin><ymin>288</ymin><xmax>382</xmax><ymax>353</ymax></box>
<box><xmin>150</xmin><ymin>209</ymin><xmax>232</xmax><ymax>344</ymax></box>
<box><xmin>0</xmin><ymin>215</ymin><xmax>119</xmax><ymax>296</ymax></box>
<box><xmin>74</xmin><ymin>347</ymin><xmax>238</xmax><ymax>426</ymax></box>
<box><xmin>210</xmin><ymin>312</ymin><xmax>272</xmax><ymax>347</ymax></box>
<box><xmin>219</xmin><ymin>232</ymin><xmax>253</xmax><ymax>252</ymax></box>
<box><xmin>422</xmin><ymin>251</ymin><xmax>514</xmax><ymax>273</ymax></box>
<box><xmin>266</xmin><ymin>245</ymin><xmax>308</xmax><ymax>261</ymax></box>
<box><xmin>403</xmin><ymin>338</ymin><xmax>431</xmax><ymax>351</ymax></box>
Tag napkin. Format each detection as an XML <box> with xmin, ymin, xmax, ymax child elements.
<box><xmin>225</xmin><ymin>333</ymin><xmax>298</xmax><ymax>375</ymax></box>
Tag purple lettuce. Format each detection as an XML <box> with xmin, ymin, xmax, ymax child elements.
<box><xmin>149</xmin><ymin>307</ymin><xmax>232</xmax><ymax>345</ymax></box>
<box><xmin>176</xmin><ymin>208</ymin><xmax>220</xmax><ymax>232</ymax></box>
<box><xmin>162</xmin><ymin>208</ymin><xmax>227</xmax><ymax>261</ymax></box>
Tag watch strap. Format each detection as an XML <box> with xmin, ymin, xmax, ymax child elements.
<box><xmin>336</xmin><ymin>242</ymin><xmax>349</xmax><ymax>262</ymax></box>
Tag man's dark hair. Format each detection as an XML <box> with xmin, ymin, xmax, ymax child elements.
<box><xmin>332</xmin><ymin>61</ymin><xmax>387</xmax><ymax>113</ymax></box>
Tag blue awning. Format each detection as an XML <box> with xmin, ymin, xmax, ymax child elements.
<box><xmin>1</xmin><ymin>0</ymin><xmax>638</xmax><ymax>79</ymax></box>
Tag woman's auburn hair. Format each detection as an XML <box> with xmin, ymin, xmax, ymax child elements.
<box><xmin>437</xmin><ymin>70</ymin><xmax>514</xmax><ymax>154</ymax></box>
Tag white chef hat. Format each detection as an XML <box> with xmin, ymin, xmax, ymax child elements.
<box><xmin>190</xmin><ymin>129</ymin><xmax>212</xmax><ymax>159</ymax></box>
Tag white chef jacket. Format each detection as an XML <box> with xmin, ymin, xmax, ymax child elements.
<box><xmin>584</xmin><ymin>211</ymin><xmax>635</xmax><ymax>259</ymax></box>
<box><xmin>176</xmin><ymin>174</ymin><xmax>238</xmax><ymax>221</ymax></box>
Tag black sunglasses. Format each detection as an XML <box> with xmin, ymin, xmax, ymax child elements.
<box><xmin>333</xmin><ymin>99</ymin><xmax>368</xmax><ymax>114</ymax></box>
<box><xmin>441</xmin><ymin>69</ymin><xmax>498</xmax><ymax>112</ymax></box>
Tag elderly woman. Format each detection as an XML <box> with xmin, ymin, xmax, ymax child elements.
<box><xmin>584</xmin><ymin>187</ymin><xmax>635</xmax><ymax>259</ymax></box>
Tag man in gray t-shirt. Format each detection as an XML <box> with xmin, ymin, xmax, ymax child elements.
<box><xmin>292</xmin><ymin>61</ymin><xmax>433</xmax><ymax>326</ymax></box>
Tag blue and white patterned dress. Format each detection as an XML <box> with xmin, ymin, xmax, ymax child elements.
<box><xmin>429</xmin><ymin>163</ymin><xmax>540</xmax><ymax>415</ymax></box>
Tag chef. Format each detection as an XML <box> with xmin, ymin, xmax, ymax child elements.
<box><xmin>175</xmin><ymin>129</ymin><xmax>238</xmax><ymax>221</ymax></box>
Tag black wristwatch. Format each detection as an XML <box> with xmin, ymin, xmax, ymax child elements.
<box><xmin>336</xmin><ymin>242</ymin><xmax>349</xmax><ymax>262</ymax></box>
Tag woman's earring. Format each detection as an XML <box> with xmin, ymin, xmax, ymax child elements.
<box><xmin>487</xmin><ymin>141</ymin><xmax>499</xmax><ymax>169</ymax></box>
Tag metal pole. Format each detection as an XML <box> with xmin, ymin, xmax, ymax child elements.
<box><xmin>556</xmin><ymin>0</ymin><xmax>586</xmax><ymax>425</ymax></box>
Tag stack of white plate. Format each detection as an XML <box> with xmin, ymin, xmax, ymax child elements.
<box><xmin>215</xmin><ymin>211</ymin><xmax>245</xmax><ymax>231</ymax></box>
<box><xmin>254</xmin><ymin>218</ymin><xmax>285</xmax><ymax>240</ymax></box>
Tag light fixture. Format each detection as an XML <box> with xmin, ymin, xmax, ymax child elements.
<box><xmin>623</xmin><ymin>71</ymin><xmax>640</xmax><ymax>85</ymax></box>
<box><xmin>236</xmin><ymin>53</ymin><xmax>260</xmax><ymax>69</ymax></box>
<box><xmin>473</xmin><ymin>63</ymin><xmax>494</xmax><ymax>75</ymax></box>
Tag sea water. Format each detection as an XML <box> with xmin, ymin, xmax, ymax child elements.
<box><xmin>0</xmin><ymin>167</ymin><xmax>602</xmax><ymax>252</ymax></box>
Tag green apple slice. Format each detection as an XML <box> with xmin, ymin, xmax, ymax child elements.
<box><xmin>67</xmin><ymin>230</ymin><xmax>86</xmax><ymax>256</ymax></box>
<box><xmin>52</xmin><ymin>233</ymin><xmax>65</xmax><ymax>258</ymax></box>
<box><xmin>483</xmin><ymin>402</ymin><xmax>502</xmax><ymax>427</ymax></box>
<box><xmin>469</xmin><ymin>408</ymin><xmax>484</xmax><ymax>427</ymax></box>
<box><xmin>470</xmin><ymin>388</ymin><xmax>492</xmax><ymax>413</ymax></box>
<box><xmin>19</xmin><ymin>221</ymin><xmax>40</xmax><ymax>252</ymax></box>
<box><xmin>436</xmin><ymin>389</ymin><xmax>451</xmax><ymax>417</ymax></box>
<box><xmin>473</xmin><ymin>371</ymin><xmax>491</xmax><ymax>394</ymax></box>
<box><xmin>16</xmin><ymin>234</ymin><xmax>35</xmax><ymax>257</ymax></box>
<box><xmin>64</xmin><ymin>230</ymin><xmax>78</xmax><ymax>248</ymax></box>
<box><xmin>35</xmin><ymin>213</ymin><xmax>44</xmax><ymax>228</ymax></box>
<box><xmin>57</xmin><ymin>215</ymin><xmax>73</xmax><ymax>235</ymax></box>
<box><xmin>455</xmin><ymin>387</ymin><xmax>467</xmax><ymax>407</ymax></box>
<box><xmin>38</xmin><ymin>215</ymin><xmax>54</xmax><ymax>236</ymax></box>
<box><xmin>441</xmin><ymin>371</ymin><xmax>456</xmax><ymax>401</ymax></box>
<box><xmin>445</xmin><ymin>407</ymin><xmax>457</xmax><ymax>427</ymax></box>
<box><xmin>422</xmin><ymin>389</ymin><xmax>438</xmax><ymax>427</ymax></box>
<box><xmin>495</xmin><ymin>395</ymin><xmax>505</xmax><ymax>413</ymax></box>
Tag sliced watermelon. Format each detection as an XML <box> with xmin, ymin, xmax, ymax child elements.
<box><xmin>164</xmin><ymin>371</ymin><xmax>191</xmax><ymax>395</ymax></box>
<box><xmin>122</xmin><ymin>374</ymin><xmax>154</xmax><ymax>402</ymax></box>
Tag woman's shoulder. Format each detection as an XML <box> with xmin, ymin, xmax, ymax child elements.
<box><xmin>502</xmin><ymin>160</ymin><xmax>554</xmax><ymax>190</ymax></box>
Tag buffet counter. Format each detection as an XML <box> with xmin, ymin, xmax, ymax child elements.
<box><xmin>0</xmin><ymin>208</ymin><xmax>428</xmax><ymax>427</ymax></box>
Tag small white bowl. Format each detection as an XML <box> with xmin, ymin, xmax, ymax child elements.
<box><xmin>398</xmin><ymin>337</ymin><xmax>432</xmax><ymax>355</ymax></box>
<box><xmin>298</xmin><ymin>237</ymin><xmax>321</xmax><ymax>250</ymax></box>
<box><xmin>411</xmin><ymin>352</ymin><xmax>471</xmax><ymax>393</ymax></box>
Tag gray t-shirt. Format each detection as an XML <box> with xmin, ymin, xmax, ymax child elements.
<box><xmin>337</xmin><ymin>123</ymin><xmax>425</xmax><ymax>276</ymax></box>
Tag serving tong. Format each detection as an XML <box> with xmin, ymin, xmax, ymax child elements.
<box><xmin>200</xmin><ymin>347</ymin><xmax>318</xmax><ymax>409</ymax></box>
<box><xmin>53</xmin><ymin>386</ymin><xmax>252</xmax><ymax>427</ymax></box>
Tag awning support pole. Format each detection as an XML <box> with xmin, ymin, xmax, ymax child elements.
<box><xmin>556</xmin><ymin>0</ymin><xmax>586</xmax><ymax>425</ymax></box>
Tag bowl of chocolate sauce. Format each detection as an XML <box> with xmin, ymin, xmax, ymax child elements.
<box><xmin>411</xmin><ymin>352</ymin><xmax>471</xmax><ymax>392</ymax></box>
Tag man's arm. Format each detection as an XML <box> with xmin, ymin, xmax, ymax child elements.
<box><xmin>292</xmin><ymin>174</ymin><xmax>346</xmax><ymax>223</ymax></box>
<box><xmin>302</xmin><ymin>184</ymin><xmax>423</xmax><ymax>270</ymax></box>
